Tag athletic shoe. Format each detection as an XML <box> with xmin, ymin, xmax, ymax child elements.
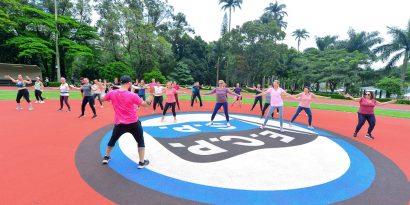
<box><xmin>92</xmin><ymin>115</ymin><xmax>98</xmax><ymax>119</ymax></box>
<box><xmin>353</xmin><ymin>132</ymin><xmax>357</xmax><ymax>137</ymax></box>
<box><xmin>100</xmin><ymin>105</ymin><xmax>104</xmax><ymax>108</ymax></box>
<box><xmin>67</xmin><ymin>109</ymin><xmax>71</xmax><ymax>112</ymax></box>
<box><xmin>259</xmin><ymin>125</ymin><xmax>265</xmax><ymax>129</ymax></box>
<box><xmin>78</xmin><ymin>115</ymin><xmax>85</xmax><ymax>118</ymax></box>
<box><xmin>288</xmin><ymin>123</ymin><xmax>293</xmax><ymax>127</ymax></box>
<box><xmin>34</xmin><ymin>101</ymin><xmax>39</xmax><ymax>103</ymax></box>
<box><xmin>57</xmin><ymin>108</ymin><xmax>63</xmax><ymax>111</ymax></box>
<box><xmin>206</xmin><ymin>121</ymin><xmax>213</xmax><ymax>126</ymax></box>
<box><xmin>280</xmin><ymin>127</ymin><xmax>284</xmax><ymax>132</ymax></box>
<box><xmin>226</xmin><ymin>122</ymin><xmax>231</xmax><ymax>127</ymax></box>
<box><xmin>102</xmin><ymin>156</ymin><xmax>111</xmax><ymax>164</ymax></box>
<box><xmin>28</xmin><ymin>107</ymin><xmax>33</xmax><ymax>111</ymax></box>
<box><xmin>138</xmin><ymin>160</ymin><xmax>150</xmax><ymax>169</ymax></box>
<box><xmin>16</xmin><ymin>106</ymin><xmax>22</xmax><ymax>110</ymax></box>
<box><xmin>365</xmin><ymin>133</ymin><xmax>375</xmax><ymax>140</ymax></box>
<box><xmin>40</xmin><ymin>101</ymin><xmax>45</xmax><ymax>104</ymax></box>
<box><xmin>308</xmin><ymin>126</ymin><xmax>314</xmax><ymax>129</ymax></box>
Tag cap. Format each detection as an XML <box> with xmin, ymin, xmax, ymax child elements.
<box><xmin>120</xmin><ymin>75</ymin><xmax>132</xmax><ymax>84</ymax></box>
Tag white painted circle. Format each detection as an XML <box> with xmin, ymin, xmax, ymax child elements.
<box><xmin>119</xmin><ymin>114</ymin><xmax>350</xmax><ymax>191</ymax></box>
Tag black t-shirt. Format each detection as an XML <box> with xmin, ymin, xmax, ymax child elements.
<box><xmin>112</xmin><ymin>82</ymin><xmax>120</xmax><ymax>90</ymax></box>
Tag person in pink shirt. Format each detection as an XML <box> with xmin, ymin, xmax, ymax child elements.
<box><xmin>289</xmin><ymin>87</ymin><xmax>330</xmax><ymax>129</ymax></box>
<box><xmin>256</xmin><ymin>80</ymin><xmax>291</xmax><ymax>132</ymax></box>
<box><xmin>101</xmin><ymin>75</ymin><xmax>153</xmax><ymax>169</ymax></box>
<box><xmin>345</xmin><ymin>91</ymin><xmax>396</xmax><ymax>140</ymax></box>
<box><xmin>172</xmin><ymin>81</ymin><xmax>181</xmax><ymax>110</ymax></box>
<box><xmin>161</xmin><ymin>82</ymin><xmax>186</xmax><ymax>123</ymax></box>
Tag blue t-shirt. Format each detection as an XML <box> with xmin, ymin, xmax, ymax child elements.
<box><xmin>193</xmin><ymin>86</ymin><xmax>200</xmax><ymax>94</ymax></box>
<box><xmin>138</xmin><ymin>86</ymin><xmax>145</xmax><ymax>96</ymax></box>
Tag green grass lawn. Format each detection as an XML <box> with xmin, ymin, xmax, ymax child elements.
<box><xmin>1</xmin><ymin>90</ymin><xmax>409</xmax><ymax>118</ymax></box>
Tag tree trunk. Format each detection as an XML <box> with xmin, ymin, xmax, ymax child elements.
<box><xmin>401</xmin><ymin>50</ymin><xmax>409</xmax><ymax>86</ymax></box>
<box><xmin>229</xmin><ymin>8</ymin><xmax>232</xmax><ymax>32</ymax></box>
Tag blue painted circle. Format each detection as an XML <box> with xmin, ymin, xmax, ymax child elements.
<box><xmin>100</xmin><ymin>113</ymin><xmax>376</xmax><ymax>205</ymax></box>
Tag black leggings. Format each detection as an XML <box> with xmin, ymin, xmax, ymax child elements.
<box><xmin>191</xmin><ymin>93</ymin><xmax>203</xmax><ymax>106</ymax></box>
<box><xmin>163</xmin><ymin>102</ymin><xmax>176</xmax><ymax>117</ymax></box>
<box><xmin>60</xmin><ymin>96</ymin><xmax>71</xmax><ymax>110</ymax></box>
<box><xmin>93</xmin><ymin>93</ymin><xmax>103</xmax><ymax>106</ymax></box>
<box><xmin>261</xmin><ymin>103</ymin><xmax>276</xmax><ymax>118</ymax></box>
<box><xmin>355</xmin><ymin>113</ymin><xmax>376</xmax><ymax>134</ymax></box>
<box><xmin>153</xmin><ymin>96</ymin><xmax>164</xmax><ymax>111</ymax></box>
<box><xmin>251</xmin><ymin>96</ymin><xmax>263</xmax><ymax>111</ymax></box>
<box><xmin>81</xmin><ymin>96</ymin><xmax>96</xmax><ymax>115</ymax></box>
<box><xmin>16</xmin><ymin>89</ymin><xmax>30</xmax><ymax>103</ymax></box>
<box><xmin>34</xmin><ymin>90</ymin><xmax>44</xmax><ymax>101</ymax></box>
<box><xmin>107</xmin><ymin>121</ymin><xmax>145</xmax><ymax>147</ymax></box>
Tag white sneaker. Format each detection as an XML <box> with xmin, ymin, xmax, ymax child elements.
<box><xmin>289</xmin><ymin>123</ymin><xmax>293</xmax><ymax>127</ymax></box>
<box><xmin>280</xmin><ymin>127</ymin><xmax>284</xmax><ymax>132</ymax></box>
<box><xmin>259</xmin><ymin>125</ymin><xmax>265</xmax><ymax>129</ymax></box>
<box><xmin>308</xmin><ymin>126</ymin><xmax>315</xmax><ymax>129</ymax></box>
<box><xmin>28</xmin><ymin>107</ymin><xmax>34</xmax><ymax>111</ymax></box>
<box><xmin>34</xmin><ymin>101</ymin><xmax>39</xmax><ymax>103</ymax></box>
<box><xmin>40</xmin><ymin>101</ymin><xmax>45</xmax><ymax>104</ymax></box>
<box><xmin>226</xmin><ymin>122</ymin><xmax>231</xmax><ymax>127</ymax></box>
<box><xmin>101</xmin><ymin>105</ymin><xmax>104</xmax><ymax>108</ymax></box>
<box><xmin>206</xmin><ymin>121</ymin><xmax>213</xmax><ymax>126</ymax></box>
<box><xmin>16</xmin><ymin>106</ymin><xmax>22</xmax><ymax>110</ymax></box>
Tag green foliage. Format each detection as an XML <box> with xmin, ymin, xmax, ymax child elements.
<box><xmin>168</xmin><ymin>62</ymin><xmax>194</xmax><ymax>85</ymax></box>
<box><xmin>376</xmin><ymin>77</ymin><xmax>403</xmax><ymax>97</ymax></box>
<box><xmin>48</xmin><ymin>82</ymin><xmax>62</xmax><ymax>87</ymax></box>
<box><xmin>143</xmin><ymin>68</ymin><xmax>166</xmax><ymax>84</ymax></box>
<box><xmin>99</xmin><ymin>62</ymin><xmax>135</xmax><ymax>82</ymax></box>
<box><xmin>7</xmin><ymin>36</ymin><xmax>54</xmax><ymax>58</ymax></box>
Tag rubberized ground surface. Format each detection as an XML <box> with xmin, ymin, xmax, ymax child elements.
<box><xmin>1</xmin><ymin>99</ymin><xmax>409</xmax><ymax>204</ymax></box>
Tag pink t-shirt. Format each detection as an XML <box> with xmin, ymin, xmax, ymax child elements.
<box><xmin>173</xmin><ymin>85</ymin><xmax>180</xmax><ymax>90</ymax></box>
<box><xmin>299</xmin><ymin>93</ymin><xmax>312</xmax><ymax>108</ymax></box>
<box><xmin>358</xmin><ymin>97</ymin><xmax>376</xmax><ymax>114</ymax></box>
<box><xmin>166</xmin><ymin>88</ymin><xmax>177</xmax><ymax>103</ymax></box>
<box><xmin>105</xmin><ymin>89</ymin><xmax>143</xmax><ymax>125</ymax></box>
<box><xmin>267</xmin><ymin>87</ymin><xmax>284</xmax><ymax>106</ymax></box>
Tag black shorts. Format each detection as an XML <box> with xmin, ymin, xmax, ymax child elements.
<box><xmin>107</xmin><ymin>121</ymin><xmax>145</xmax><ymax>148</ymax></box>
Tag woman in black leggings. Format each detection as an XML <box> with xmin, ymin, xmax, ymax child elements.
<box><xmin>4</xmin><ymin>74</ymin><xmax>33</xmax><ymax>111</ymax></box>
<box><xmin>71</xmin><ymin>78</ymin><xmax>97</xmax><ymax>119</ymax></box>
<box><xmin>247</xmin><ymin>84</ymin><xmax>263</xmax><ymax>111</ymax></box>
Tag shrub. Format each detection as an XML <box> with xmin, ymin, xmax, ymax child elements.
<box><xmin>99</xmin><ymin>62</ymin><xmax>135</xmax><ymax>82</ymax></box>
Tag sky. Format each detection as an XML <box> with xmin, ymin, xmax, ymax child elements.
<box><xmin>166</xmin><ymin>0</ymin><xmax>410</xmax><ymax>68</ymax></box>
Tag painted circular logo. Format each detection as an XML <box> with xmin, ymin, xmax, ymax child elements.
<box><xmin>76</xmin><ymin>113</ymin><xmax>410</xmax><ymax>205</ymax></box>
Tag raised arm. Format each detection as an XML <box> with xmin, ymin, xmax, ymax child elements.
<box><xmin>69</xmin><ymin>85</ymin><xmax>82</xmax><ymax>90</ymax></box>
<box><xmin>376</xmin><ymin>99</ymin><xmax>397</xmax><ymax>106</ymax></box>
<box><xmin>24</xmin><ymin>76</ymin><xmax>32</xmax><ymax>84</ymax></box>
<box><xmin>4</xmin><ymin>75</ymin><xmax>17</xmax><ymax>83</ymax></box>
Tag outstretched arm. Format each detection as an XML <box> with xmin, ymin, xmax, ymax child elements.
<box><xmin>140</xmin><ymin>94</ymin><xmax>154</xmax><ymax>107</ymax></box>
<box><xmin>4</xmin><ymin>75</ymin><xmax>17</xmax><ymax>83</ymax></box>
<box><xmin>376</xmin><ymin>99</ymin><xmax>397</xmax><ymax>106</ymax></box>
<box><xmin>203</xmin><ymin>89</ymin><xmax>216</xmax><ymax>95</ymax></box>
<box><xmin>344</xmin><ymin>93</ymin><xmax>361</xmax><ymax>102</ymax></box>
<box><xmin>312</xmin><ymin>93</ymin><xmax>330</xmax><ymax>99</ymax></box>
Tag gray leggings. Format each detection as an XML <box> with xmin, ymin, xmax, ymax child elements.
<box><xmin>264</xmin><ymin>106</ymin><xmax>284</xmax><ymax>127</ymax></box>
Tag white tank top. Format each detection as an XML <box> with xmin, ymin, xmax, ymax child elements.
<box><xmin>60</xmin><ymin>83</ymin><xmax>69</xmax><ymax>96</ymax></box>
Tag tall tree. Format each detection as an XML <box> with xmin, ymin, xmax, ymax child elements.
<box><xmin>73</xmin><ymin>0</ymin><xmax>92</xmax><ymax>24</ymax></box>
<box><xmin>262</xmin><ymin>1</ymin><xmax>287</xmax><ymax>29</ymax></box>
<box><xmin>219</xmin><ymin>0</ymin><xmax>243</xmax><ymax>32</ymax></box>
<box><xmin>337</xmin><ymin>29</ymin><xmax>382</xmax><ymax>58</ymax></box>
<box><xmin>374</xmin><ymin>20</ymin><xmax>410</xmax><ymax>85</ymax></box>
<box><xmin>292</xmin><ymin>29</ymin><xmax>310</xmax><ymax>52</ymax></box>
<box><xmin>221</xmin><ymin>12</ymin><xmax>228</xmax><ymax>36</ymax></box>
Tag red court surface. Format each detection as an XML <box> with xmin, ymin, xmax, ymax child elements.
<box><xmin>0</xmin><ymin>99</ymin><xmax>409</xmax><ymax>204</ymax></box>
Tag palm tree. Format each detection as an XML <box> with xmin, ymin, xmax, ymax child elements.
<box><xmin>292</xmin><ymin>29</ymin><xmax>310</xmax><ymax>52</ymax></box>
<box><xmin>374</xmin><ymin>20</ymin><xmax>410</xmax><ymax>85</ymax></box>
<box><xmin>339</xmin><ymin>29</ymin><xmax>383</xmax><ymax>54</ymax></box>
<box><xmin>219</xmin><ymin>0</ymin><xmax>243</xmax><ymax>32</ymax></box>
<box><xmin>262</xmin><ymin>1</ymin><xmax>287</xmax><ymax>29</ymax></box>
<box><xmin>315</xmin><ymin>35</ymin><xmax>338</xmax><ymax>51</ymax></box>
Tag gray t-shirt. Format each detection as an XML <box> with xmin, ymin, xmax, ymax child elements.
<box><xmin>82</xmin><ymin>84</ymin><xmax>92</xmax><ymax>96</ymax></box>
<box><xmin>265</xmin><ymin>93</ymin><xmax>271</xmax><ymax>103</ymax></box>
